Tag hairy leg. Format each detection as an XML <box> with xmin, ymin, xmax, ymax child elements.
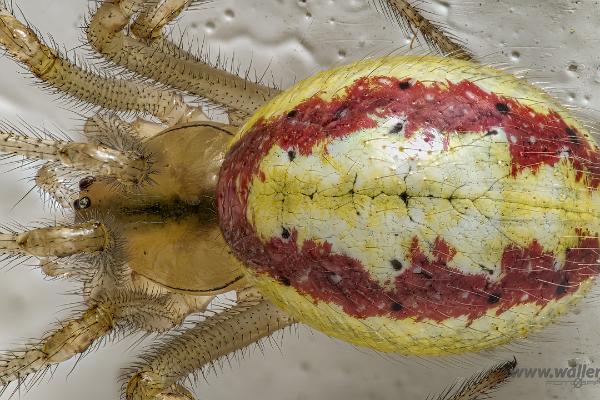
<box><xmin>0</xmin><ymin>219</ymin><xmax>216</xmax><ymax>388</ymax></box>
<box><xmin>88</xmin><ymin>0</ymin><xmax>278</xmax><ymax>121</ymax></box>
<box><xmin>125</xmin><ymin>288</ymin><xmax>294</xmax><ymax>400</ymax></box>
<box><xmin>0</xmin><ymin>221</ymin><xmax>115</xmax><ymax>384</ymax></box>
<box><xmin>375</xmin><ymin>0</ymin><xmax>473</xmax><ymax>60</ymax></box>
<box><xmin>0</xmin><ymin>290</ymin><xmax>213</xmax><ymax>389</ymax></box>
<box><xmin>129</xmin><ymin>0</ymin><xmax>221</xmax><ymax>83</ymax></box>
<box><xmin>0</xmin><ymin>5</ymin><xmax>201</xmax><ymax>125</ymax></box>
<box><xmin>124</xmin><ymin>289</ymin><xmax>515</xmax><ymax>400</ymax></box>
<box><xmin>129</xmin><ymin>0</ymin><xmax>249</xmax><ymax>126</ymax></box>
<box><xmin>83</xmin><ymin>111</ymin><xmax>207</xmax><ymax>144</ymax></box>
<box><xmin>131</xmin><ymin>0</ymin><xmax>191</xmax><ymax>40</ymax></box>
<box><xmin>0</xmin><ymin>128</ymin><xmax>151</xmax><ymax>187</ymax></box>
<box><xmin>436</xmin><ymin>359</ymin><xmax>516</xmax><ymax>400</ymax></box>
<box><xmin>0</xmin><ymin>302</ymin><xmax>114</xmax><ymax>388</ymax></box>
<box><xmin>35</xmin><ymin>162</ymin><xmax>81</xmax><ymax>209</ymax></box>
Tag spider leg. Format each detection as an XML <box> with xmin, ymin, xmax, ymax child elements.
<box><xmin>0</xmin><ymin>126</ymin><xmax>152</xmax><ymax>187</ymax></box>
<box><xmin>0</xmin><ymin>286</ymin><xmax>214</xmax><ymax>390</ymax></box>
<box><xmin>127</xmin><ymin>0</ymin><xmax>249</xmax><ymax>126</ymax></box>
<box><xmin>83</xmin><ymin>111</ymin><xmax>208</xmax><ymax>145</ymax></box>
<box><xmin>432</xmin><ymin>359</ymin><xmax>517</xmax><ymax>400</ymax></box>
<box><xmin>0</xmin><ymin>219</ymin><xmax>125</xmax><ymax>284</ymax></box>
<box><xmin>84</xmin><ymin>113</ymin><xmax>148</xmax><ymax>143</ymax></box>
<box><xmin>0</xmin><ymin>5</ymin><xmax>202</xmax><ymax>125</ymax></box>
<box><xmin>373</xmin><ymin>0</ymin><xmax>473</xmax><ymax>60</ymax></box>
<box><xmin>0</xmin><ymin>302</ymin><xmax>115</xmax><ymax>390</ymax></box>
<box><xmin>87</xmin><ymin>0</ymin><xmax>278</xmax><ymax>121</ymax></box>
<box><xmin>124</xmin><ymin>288</ymin><xmax>294</xmax><ymax>400</ymax></box>
<box><xmin>131</xmin><ymin>0</ymin><xmax>192</xmax><ymax>40</ymax></box>
<box><xmin>0</xmin><ymin>222</ymin><xmax>110</xmax><ymax>259</ymax></box>
<box><xmin>0</xmin><ymin>219</ymin><xmax>121</xmax><ymax>385</ymax></box>
<box><xmin>0</xmin><ymin>219</ymin><xmax>215</xmax><ymax>388</ymax></box>
<box><xmin>35</xmin><ymin>161</ymin><xmax>80</xmax><ymax>209</ymax></box>
<box><xmin>36</xmin><ymin>113</ymin><xmax>148</xmax><ymax>210</ymax></box>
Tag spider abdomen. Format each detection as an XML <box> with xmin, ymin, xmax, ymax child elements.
<box><xmin>218</xmin><ymin>56</ymin><xmax>600</xmax><ymax>355</ymax></box>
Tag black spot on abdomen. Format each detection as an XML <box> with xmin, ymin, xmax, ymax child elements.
<box><xmin>495</xmin><ymin>103</ymin><xmax>510</xmax><ymax>114</ymax></box>
<box><xmin>390</xmin><ymin>259</ymin><xmax>403</xmax><ymax>271</ymax></box>
<box><xmin>488</xmin><ymin>293</ymin><xmax>501</xmax><ymax>304</ymax></box>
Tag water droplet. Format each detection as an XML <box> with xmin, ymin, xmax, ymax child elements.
<box><xmin>568</xmin><ymin>358</ymin><xmax>579</xmax><ymax>367</ymax></box>
<box><xmin>205</xmin><ymin>20</ymin><xmax>216</xmax><ymax>33</ymax></box>
<box><xmin>224</xmin><ymin>9</ymin><xmax>235</xmax><ymax>20</ymax></box>
<box><xmin>433</xmin><ymin>1</ymin><xmax>450</xmax><ymax>16</ymax></box>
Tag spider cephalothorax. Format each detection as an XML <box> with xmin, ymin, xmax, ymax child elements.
<box><xmin>0</xmin><ymin>1</ymin><xmax>596</xmax><ymax>400</ymax></box>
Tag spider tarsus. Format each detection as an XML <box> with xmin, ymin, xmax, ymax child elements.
<box><xmin>435</xmin><ymin>358</ymin><xmax>517</xmax><ymax>400</ymax></box>
<box><xmin>131</xmin><ymin>0</ymin><xmax>192</xmax><ymax>40</ymax></box>
<box><xmin>373</xmin><ymin>0</ymin><xmax>474</xmax><ymax>60</ymax></box>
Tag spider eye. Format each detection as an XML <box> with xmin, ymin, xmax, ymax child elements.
<box><xmin>79</xmin><ymin>176</ymin><xmax>96</xmax><ymax>190</ymax></box>
<box><xmin>74</xmin><ymin>196</ymin><xmax>92</xmax><ymax>210</ymax></box>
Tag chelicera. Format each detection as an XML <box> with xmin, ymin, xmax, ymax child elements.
<box><xmin>0</xmin><ymin>1</ymin><xmax>597</xmax><ymax>399</ymax></box>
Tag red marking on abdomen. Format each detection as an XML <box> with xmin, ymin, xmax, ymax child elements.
<box><xmin>218</xmin><ymin>74</ymin><xmax>600</xmax><ymax>323</ymax></box>
<box><xmin>229</xmin><ymin>76</ymin><xmax>600</xmax><ymax>188</ymax></box>
<box><xmin>225</xmin><ymin>224</ymin><xmax>599</xmax><ymax>322</ymax></box>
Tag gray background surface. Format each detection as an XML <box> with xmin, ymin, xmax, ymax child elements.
<box><xmin>0</xmin><ymin>1</ymin><xmax>599</xmax><ymax>399</ymax></box>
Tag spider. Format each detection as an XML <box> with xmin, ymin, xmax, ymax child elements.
<box><xmin>1</xmin><ymin>0</ymin><xmax>600</xmax><ymax>398</ymax></box>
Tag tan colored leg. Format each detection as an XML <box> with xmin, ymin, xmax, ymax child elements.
<box><xmin>131</xmin><ymin>0</ymin><xmax>192</xmax><ymax>40</ymax></box>
<box><xmin>0</xmin><ymin>193</ymin><xmax>215</xmax><ymax>387</ymax></box>
<box><xmin>0</xmin><ymin>302</ymin><xmax>113</xmax><ymax>387</ymax></box>
<box><xmin>88</xmin><ymin>0</ymin><xmax>278</xmax><ymax>120</ymax></box>
<box><xmin>35</xmin><ymin>162</ymin><xmax>80</xmax><ymax>209</ymax></box>
<box><xmin>0</xmin><ymin>290</ymin><xmax>213</xmax><ymax>389</ymax></box>
<box><xmin>0</xmin><ymin>5</ymin><xmax>199</xmax><ymax>125</ymax></box>
<box><xmin>125</xmin><ymin>289</ymin><xmax>294</xmax><ymax>400</ymax></box>
<box><xmin>0</xmin><ymin>126</ymin><xmax>151</xmax><ymax>187</ymax></box>
<box><xmin>374</xmin><ymin>0</ymin><xmax>473</xmax><ymax>60</ymax></box>
<box><xmin>83</xmin><ymin>112</ymin><xmax>207</xmax><ymax>145</ymax></box>
<box><xmin>438</xmin><ymin>359</ymin><xmax>516</xmax><ymax>400</ymax></box>
<box><xmin>130</xmin><ymin>0</ymin><xmax>265</xmax><ymax>128</ymax></box>
<box><xmin>124</xmin><ymin>289</ymin><xmax>513</xmax><ymax>400</ymax></box>
<box><xmin>130</xmin><ymin>0</ymin><xmax>208</xmax><ymax>71</ymax></box>
<box><xmin>0</xmin><ymin>222</ymin><xmax>109</xmax><ymax>258</ymax></box>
